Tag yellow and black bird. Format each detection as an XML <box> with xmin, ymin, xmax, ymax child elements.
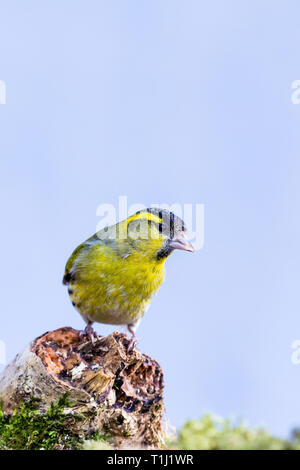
<box><xmin>63</xmin><ymin>208</ymin><xmax>194</xmax><ymax>347</ymax></box>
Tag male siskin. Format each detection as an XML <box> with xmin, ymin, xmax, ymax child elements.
<box><xmin>63</xmin><ymin>208</ymin><xmax>194</xmax><ymax>347</ymax></box>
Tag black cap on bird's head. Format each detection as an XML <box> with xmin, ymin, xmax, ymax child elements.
<box><xmin>132</xmin><ymin>207</ymin><xmax>194</xmax><ymax>260</ymax></box>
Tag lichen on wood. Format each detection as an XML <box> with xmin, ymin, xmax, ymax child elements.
<box><xmin>0</xmin><ymin>327</ymin><xmax>164</xmax><ymax>449</ymax></box>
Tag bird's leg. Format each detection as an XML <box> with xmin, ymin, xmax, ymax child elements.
<box><xmin>127</xmin><ymin>320</ymin><xmax>140</xmax><ymax>352</ymax></box>
<box><xmin>80</xmin><ymin>320</ymin><xmax>97</xmax><ymax>344</ymax></box>
<box><xmin>127</xmin><ymin>325</ymin><xmax>137</xmax><ymax>351</ymax></box>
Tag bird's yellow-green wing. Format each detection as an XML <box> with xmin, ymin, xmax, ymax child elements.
<box><xmin>62</xmin><ymin>235</ymin><xmax>101</xmax><ymax>285</ymax></box>
<box><xmin>63</xmin><ymin>241</ymin><xmax>86</xmax><ymax>285</ymax></box>
<box><xmin>62</xmin><ymin>229</ymin><xmax>118</xmax><ymax>285</ymax></box>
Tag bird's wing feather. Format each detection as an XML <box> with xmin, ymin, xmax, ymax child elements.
<box><xmin>62</xmin><ymin>229</ymin><xmax>115</xmax><ymax>285</ymax></box>
<box><xmin>63</xmin><ymin>224</ymin><xmax>134</xmax><ymax>285</ymax></box>
<box><xmin>62</xmin><ymin>241</ymin><xmax>91</xmax><ymax>284</ymax></box>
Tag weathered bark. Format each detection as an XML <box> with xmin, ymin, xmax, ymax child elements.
<box><xmin>0</xmin><ymin>327</ymin><xmax>164</xmax><ymax>449</ymax></box>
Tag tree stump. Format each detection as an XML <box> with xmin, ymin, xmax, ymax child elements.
<box><xmin>0</xmin><ymin>327</ymin><xmax>164</xmax><ymax>449</ymax></box>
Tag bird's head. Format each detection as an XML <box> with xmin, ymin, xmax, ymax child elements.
<box><xmin>116</xmin><ymin>208</ymin><xmax>194</xmax><ymax>261</ymax></box>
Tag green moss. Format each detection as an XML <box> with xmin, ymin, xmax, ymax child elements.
<box><xmin>82</xmin><ymin>439</ymin><xmax>113</xmax><ymax>450</ymax></box>
<box><xmin>2</xmin><ymin>398</ymin><xmax>300</xmax><ymax>451</ymax></box>
<box><xmin>82</xmin><ymin>431</ymin><xmax>113</xmax><ymax>450</ymax></box>
<box><xmin>0</xmin><ymin>393</ymin><xmax>83</xmax><ymax>450</ymax></box>
<box><xmin>169</xmin><ymin>414</ymin><xmax>300</xmax><ymax>450</ymax></box>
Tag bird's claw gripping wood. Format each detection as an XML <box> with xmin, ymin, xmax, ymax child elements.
<box><xmin>127</xmin><ymin>335</ymin><xmax>138</xmax><ymax>352</ymax></box>
<box><xmin>127</xmin><ymin>324</ymin><xmax>138</xmax><ymax>352</ymax></box>
<box><xmin>79</xmin><ymin>321</ymin><xmax>98</xmax><ymax>344</ymax></box>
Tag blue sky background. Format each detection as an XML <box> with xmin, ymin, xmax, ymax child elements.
<box><xmin>1</xmin><ymin>0</ymin><xmax>300</xmax><ymax>437</ymax></box>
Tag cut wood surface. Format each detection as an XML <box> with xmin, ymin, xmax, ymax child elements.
<box><xmin>0</xmin><ymin>327</ymin><xmax>164</xmax><ymax>449</ymax></box>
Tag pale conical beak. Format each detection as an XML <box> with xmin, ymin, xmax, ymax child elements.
<box><xmin>168</xmin><ymin>233</ymin><xmax>194</xmax><ymax>252</ymax></box>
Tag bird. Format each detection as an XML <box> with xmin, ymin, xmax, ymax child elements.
<box><xmin>63</xmin><ymin>207</ymin><xmax>194</xmax><ymax>348</ymax></box>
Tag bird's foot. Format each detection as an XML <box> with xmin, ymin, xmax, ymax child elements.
<box><xmin>127</xmin><ymin>323</ymin><xmax>138</xmax><ymax>352</ymax></box>
<box><xmin>80</xmin><ymin>323</ymin><xmax>98</xmax><ymax>344</ymax></box>
<box><xmin>127</xmin><ymin>335</ymin><xmax>138</xmax><ymax>352</ymax></box>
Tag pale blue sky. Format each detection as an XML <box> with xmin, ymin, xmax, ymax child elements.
<box><xmin>1</xmin><ymin>1</ymin><xmax>300</xmax><ymax>437</ymax></box>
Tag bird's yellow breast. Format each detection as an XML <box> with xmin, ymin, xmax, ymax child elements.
<box><xmin>68</xmin><ymin>241</ymin><xmax>166</xmax><ymax>326</ymax></box>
